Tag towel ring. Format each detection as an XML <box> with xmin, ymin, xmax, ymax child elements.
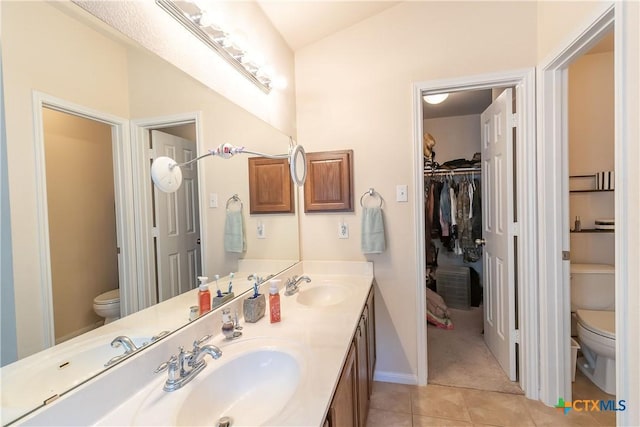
<box><xmin>360</xmin><ymin>188</ymin><xmax>384</xmax><ymax>208</ymax></box>
<box><xmin>226</xmin><ymin>194</ymin><xmax>243</xmax><ymax>210</ymax></box>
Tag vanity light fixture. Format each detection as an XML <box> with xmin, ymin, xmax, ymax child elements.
<box><xmin>423</xmin><ymin>93</ymin><xmax>449</xmax><ymax>104</ymax></box>
<box><xmin>156</xmin><ymin>0</ymin><xmax>285</xmax><ymax>94</ymax></box>
<box><xmin>151</xmin><ymin>142</ymin><xmax>307</xmax><ymax>193</ymax></box>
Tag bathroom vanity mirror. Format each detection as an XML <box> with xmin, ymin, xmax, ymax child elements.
<box><xmin>1</xmin><ymin>1</ymin><xmax>299</xmax><ymax>423</ymax></box>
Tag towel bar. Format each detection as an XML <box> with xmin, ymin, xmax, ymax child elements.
<box><xmin>360</xmin><ymin>188</ymin><xmax>384</xmax><ymax>208</ymax></box>
<box><xmin>226</xmin><ymin>194</ymin><xmax>243</xmax><ymax>210</ymax></box>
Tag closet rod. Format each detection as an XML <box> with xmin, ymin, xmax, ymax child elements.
<box><xmin>424</xmin><ymin>167</ymin><xmax>481</xmax><ymax>176</ymax></box>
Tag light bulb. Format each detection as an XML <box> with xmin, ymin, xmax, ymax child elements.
<box><xmin>423</xmin><ymin>93</ymin><xmax>449</xmax><ymax>104</ymax></box>
<box><xmin>228</xmin><ymin>30</ymin><xmax>248</xmax><ymax>51</ymax></box>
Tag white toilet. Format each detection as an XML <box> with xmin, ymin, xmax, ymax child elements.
<box><xmin>570</xmin><ymin>263</ymin><xmax>615</xmax><ymax>395</ymax></box>
<box><xmin>93</xmin><ymin>288</ymin><xmax>121</xmax><ymax>324</ymax></box>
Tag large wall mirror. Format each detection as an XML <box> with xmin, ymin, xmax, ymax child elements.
<box><xmin>0</xmin><ymin>1</ymin><xmax>299</xmax><ymax>423</ymax></box>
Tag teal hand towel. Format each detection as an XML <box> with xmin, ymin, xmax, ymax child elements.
<box><xmin>361</xmin><ymin>207</ymin><xmax>386</xmax><ymax>254</ymax></box>
<box><xmin>224</xmin><ymin>210</ymin><xmax>246</xmax><ymax>253</ymax></box>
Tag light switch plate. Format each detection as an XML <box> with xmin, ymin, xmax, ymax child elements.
<box><xmin>396</xmin><ymin>185</ymin><xmax>408</xmax><ymax>202</ymax></box>
<box><xmin>338</xmin><ymin>222</ymin><xmax>349</xmax><ymax>239</ymax></box>
<box><xmin>209</xmin><ymin>193</ymin><xmax>218</xmax><ymax>208</ymax></box>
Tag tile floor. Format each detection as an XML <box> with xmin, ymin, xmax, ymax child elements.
<box><xmin>366</xmin><ymin>370</ymin><xmax>617</xmax><ymax>427</ymax></box>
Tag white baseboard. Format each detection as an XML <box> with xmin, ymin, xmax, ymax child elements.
<box><xmin>55</xmin><ymin>321</ymin><xmax>102</xmax><ymax>345</ymax></box>
<box><xmin>373</xmin><ymin>370</ymin><xmax>418</xmax><ymax>385</ymax></box>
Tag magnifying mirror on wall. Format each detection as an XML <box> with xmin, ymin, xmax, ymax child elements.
<box><xmin>289</xmin><ymin>144</ymin><xmax>307</xmax><ymax>187</ymax></box>
<box><xmin>151</xmin><ymin>142</ymin><xmax>307</xmax><ymax>193</ymax></box>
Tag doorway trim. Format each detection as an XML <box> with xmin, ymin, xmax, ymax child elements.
<box><xmin>32</xmin><ymin>91</ymin><xmax>134</xmax><ymax>346</ymax></box>
<box><xmin>129</xmin><ymin>112</ymin><xmax>204</xmax><ymax>314</ymax></box>
<box><xmin>412</xmin><ymin>68</ymin><xmax>538</xmax><ymax>399</ymax></box>
<box><xmin>538</xmin><ymin>3</ymin><xmax>637</xmax><ymax>418</ymax></box>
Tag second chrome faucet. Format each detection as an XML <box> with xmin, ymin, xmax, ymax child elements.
<box><xmin>284</xmin><ymin>275</ymin><xmax>311</xmax><ymax>296</ymax></box>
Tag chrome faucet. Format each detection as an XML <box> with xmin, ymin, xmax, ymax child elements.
<box><xmin>104</xmin><ymin>336</ymin><xmax>140</xmax><ymax>367</ymax></box>
<box><xmin>284</xmin><ymin>275</ymin><xmax>311</xmax><ymax>296</ymax></box>
<box><xmin>105</xmin><ymin>332</ymin><xmax>172</xmax><ymax>367</ymax></box>
<box><xmin>111</xmin><ymin>335</ymin><xmax>138</xmax><ymax>353</ymax></box>
<box><xmin>247</xmin><ymin>273</ymin><xmax>275</xmax><ymax>284</ymax></box>
<box><xmin>155</xmin><ymin>335</ymin><xmax>222</xmax><ymax>392</ymax></box>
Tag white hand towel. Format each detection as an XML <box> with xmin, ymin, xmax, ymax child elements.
<box><xmin>361</xmin><ymin>207</ymin><xmax>386</xmax><ymax>254</ymax></box>
<box><xmin>224</xmin><ymin>210</ymin><xmax>246</xmax><ymax>253</ymax></box>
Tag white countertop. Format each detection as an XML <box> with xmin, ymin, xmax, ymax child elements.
<box><xmin>17</xmin><ymin>261</ymin><xmax>374</xmax><ymax>427</ymax></box>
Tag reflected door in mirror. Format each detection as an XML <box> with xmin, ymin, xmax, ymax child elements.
<box><xmin>152</xmin><ymin>130</ymin><xmax>202</xmax><ymax>302</ymax></box>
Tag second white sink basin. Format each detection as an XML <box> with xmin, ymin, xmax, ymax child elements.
<box><xmin>296</xmin><ymin>282</ymin><xmax>352</xmax><ymax>307</ymax></box>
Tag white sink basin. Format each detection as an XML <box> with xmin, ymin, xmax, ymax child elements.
<box><xmin>296</xmin><ymin>282</ymin><xmax>352</xmax><ymax>307</ymax></box>
<box><xmin>178</xmin><ymin>350</ymin><xmax>300</xmax><ymax>426</ymax></box>
<box><xmin>132</xmin><ymin>340</ymin><xmax>308</xmax><ymax>426</ymax></box>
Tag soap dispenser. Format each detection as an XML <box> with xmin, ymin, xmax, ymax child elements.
<box><xmin>269</xmin><ymin>279</ymin><xmax>281</xmax><ymax>323</ymax></box>
<box><xmin>198</xmin><ymin>276</ymin><xmax>211</xmax><ymax>316</ymax></box>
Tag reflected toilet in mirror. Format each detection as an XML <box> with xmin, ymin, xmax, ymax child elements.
<box><xmin>92</xmin><ymin>289</ymin><xmax>121</xmax><ymax>325</ymax></box>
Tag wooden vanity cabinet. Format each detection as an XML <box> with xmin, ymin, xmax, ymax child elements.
<box><xmin>355</xmin><ymin>309</ymin><xmax>369</xmax><ymax>427</ymax></box>
<box><xmin>326</xmin><ymin>288</ymin><xmax>376</xmax><ymax>427</ymax></box>
<box><xmin>326</xmin><ymin>342</ymin><xmax>358</xmax><ymax>427</ymax></box>
<box><xmin>366</xmin><ymin>289</ymin><xmax>376</xmax><ymax>394</ymax></box>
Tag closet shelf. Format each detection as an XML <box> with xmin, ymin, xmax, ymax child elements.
<box><xmin>424</xmin><ymin>167</ymin><xmax>481</xmax><ymax>176</ymax></box>
<box><xmin>570</xmin><ymin>229</ymin><xmax>614</xmax><ymax>233</ymax></box>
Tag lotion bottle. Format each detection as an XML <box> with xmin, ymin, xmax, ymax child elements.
<box><xmin>198</xmin><ymin>276</ymin><xmax>211</xmax><ymax>316</ymax></box>
<box><xmin>269</xmin><ymin>280</ymin><xmax>281</xmax><ymax>323</ymax></box>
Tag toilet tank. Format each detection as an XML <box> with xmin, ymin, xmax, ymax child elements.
<box><xmin>570</xmin><ymin>263</ymin><xmax>615</xmax><ymax>311</ymax></box>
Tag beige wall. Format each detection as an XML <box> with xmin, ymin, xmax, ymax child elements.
<box><xmin>568</xmin><ymin>51</ymin><xmax>614</xmax><ymax>265</ymax></box>
<box><xmin>295</xmin><ymin>1</ymin><xmax>537</xmax><ymax>380</ymax></box>
<box><xmin>536</xmin><ymin>1</ymin><xmax>609</xmax><ymax>61</ymax></box>
<box><xmin>43</xmin><ymin>109</ymin><xmax>117</xmax><ymax>342</ymax></box>
<box><xmin>423</xmin><ymin>115</ymin><xmax>481</xmax><ymax>163</ymax></box>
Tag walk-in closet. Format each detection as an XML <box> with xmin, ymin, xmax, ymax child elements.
<box><xmin>423</xmin><ymin>88</ymin><xmax>522</xmax><ymax>394</ymax></box>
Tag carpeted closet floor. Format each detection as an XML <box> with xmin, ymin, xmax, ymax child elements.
<box><xmin>427</xmin><ymin>306</ymin><xmax>523</xmax><ymax>395</ymax></box>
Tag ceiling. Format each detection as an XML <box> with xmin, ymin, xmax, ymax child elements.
<box><xmin>256</xmin><ymin>1</ymin><xmax>400</xmax><ymax>51</ymax></box>
<box><xmin>423</xmin><ymin>90</ymin><xmax>493</xmax><ymax>119</ymax></box>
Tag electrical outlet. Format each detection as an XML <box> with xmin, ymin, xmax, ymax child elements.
<box><xmin>338</xmin><ymin>222</ymin><xmax>349</xmax><ymax>239</ymax></box>
<box><xmin>257</xmin><ymin>221</ymin><xmax>266</xmax><ymax>239</ymax></box>
<box><xmin>209</xmin><ymin>193</ymin><xmax>218</xmax><ymax>208</ymax></box>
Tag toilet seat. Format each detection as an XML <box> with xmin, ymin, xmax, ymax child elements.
<box><xmin>576</xmin><ymin>309</ymin><xmax>615</xmax><ymax>340</ymax></box>
<box><xmin>94</xmin><ymin>289</ymin><xmax>120</xmax><ymax>305</ymax></box>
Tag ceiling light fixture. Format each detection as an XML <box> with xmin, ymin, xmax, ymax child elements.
<box><xmin>423</xmin><ymin>93</ymin><xmax>449</xmax><ymax>105</ymax></box>
<box><xmin>157</xmin><ymin>0</ymin><xmax>286</xmax><ymax>94</ymax></box>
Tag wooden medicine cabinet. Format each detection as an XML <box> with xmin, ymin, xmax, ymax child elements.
<box><xmin>304</xmin><ymin>150</ymin><xmax>354</xmax><ymax>212</ymax></box>
<box><xmin>248</xmin><ymin>157</ymin><xmax>294</xmax><ymax>214</ymax></box>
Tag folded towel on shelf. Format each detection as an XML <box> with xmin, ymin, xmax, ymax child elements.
<box><xmin>361</xmin><ymin>207</ymin><xmax>386</xmax><ymax>254</ymax></box>
<box><xmin>224</xmin><ymin>210</ymin><xmax>246</xmax><ymax>253</ymax></box>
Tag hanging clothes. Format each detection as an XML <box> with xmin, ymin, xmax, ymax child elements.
<box><xmin>425</xmin><ymin>173</ymin><xmax>482</xmax><ymax>260</ymax></box>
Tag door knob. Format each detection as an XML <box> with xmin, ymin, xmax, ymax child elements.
<box><xmin>475</xmin><ymin>238</ymin><xmax>486</xmax><ymax>247</ymax></box>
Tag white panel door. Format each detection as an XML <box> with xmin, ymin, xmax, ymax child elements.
<box><xmin>151</xmin><ymin>130</ymin><xmax>201</xmax><ymax>302</ymax></box>
<box><xmin>481</xmin><ymin>88</ymin><xmax>516</xmax><ymax>381</ymax></box>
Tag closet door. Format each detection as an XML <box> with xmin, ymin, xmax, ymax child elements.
<box><xmin>480</xmin><ymin>88</ymin><xmax>517</xmax><ymax>381</ymax></box>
